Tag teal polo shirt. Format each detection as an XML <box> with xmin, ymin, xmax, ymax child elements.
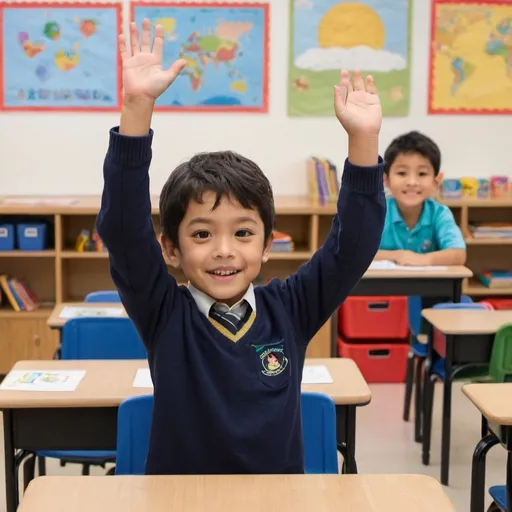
<box><xmin>379</xmin><ymin>197</ymin><xmax>466</xmax><ymax>253</ymax></box>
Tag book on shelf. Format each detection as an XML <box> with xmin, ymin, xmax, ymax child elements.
<box><xmin>271</xmin><ymin>231</ymin><xmax>294</xmax><ymax>253</ymax></box>
<box><xmin>469</xmin><ymin>223</ymin><xmax>512</xmax><ymax>239</ymax></box>
<box><xmin>307</xmin><ymin>157</ymin><xmax>339</xmax><ymax>202</ymax></box>
<box><xmin>0</xmin><ymin>274</ymin><xmax>39</xmax><ymax>312</ymax></box>
<box><xmin>477</xmin><ymin>270</ymin><xmax>512</xmax><ymax>289</ymax></box>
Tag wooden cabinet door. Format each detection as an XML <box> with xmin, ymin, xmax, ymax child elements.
<box><xmin>0</xmin><ymin>318</ymin><xmax>59</xmax><ymax>374</ymax></box>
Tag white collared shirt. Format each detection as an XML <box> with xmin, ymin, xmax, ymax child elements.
<box><xmin>187</xmin><ymin>282</ymin><xmax>256</xmax><ymax>319</ymax></box>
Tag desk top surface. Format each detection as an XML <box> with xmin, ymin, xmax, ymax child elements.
<box><xmin>18</xmin><ymin>474</ymin><xmax>456</xmax><ymax>512</ymax></box>
<box><xmin>421</xmin><ymin>309</ymin><xmax>512</xmax><ymax>335</ymax></box>
<box><xmin>362</xmin><ymin>265</ymin><xmax>472</xmax><ymax>279</ymax></box>
<box><xmin>0</xmin><ymin>358</ymin><xmax>371</xmax><ymax>408</ymax></box>
<box><xmin>47</xmin><ymin>302</ymin><xmax>127</xmax><ymax>328</ymax></box>
<box><xmin>462</xmin><ymin>383</ymin><xmax>512</xmax><ymax>426</ymax></box>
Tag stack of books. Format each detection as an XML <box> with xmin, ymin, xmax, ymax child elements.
<box><xmin>469</xmin><ymin>223</ymin><xmax>512</xmax><ymax>239</ymax></box>
<box><xmin>271</xmin><ymin>231</ymin><xmax>294</xmax><ymax>252</ymax></box>
<box><xmin>0</xmin><ymin>274</ymin><xmax>39</xmax><ymax>311</ymax></box>
<box><xmin>306</xmin><ymin>157</ymin><xmax>339</xmax><ymax>202</ymax></box>
<box><xmin>477</xmin><ymin>270</ymin><xmax>512</xmax><ymax>289</ymax></box>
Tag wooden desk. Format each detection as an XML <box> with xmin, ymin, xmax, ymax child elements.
<box><xmin>0</xmin><ymin>358</ymin><xmax>370</xmax><ymax>512</ymax></box>
<box><xmin>421</xmin><ymin>309</ymin><xmax>512</xmax><ymax>486</ymax></box>
<box><xmin>18</xmin><ymin>474</ymin><xmax>457</xmax><ymax>512</ymax></box>
<box><xmin>463</xmin><ymin>383</ymin><xmax>512</xmax><ymax>512</ymax></box>
<box><xmin>47</xmin><ymin>303</ymin><xmax>127</xmax><ymax>329</ymax></box>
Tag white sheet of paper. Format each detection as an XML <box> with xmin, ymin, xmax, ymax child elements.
<box><xmin>1</xmin><ymin>197</ymin><xmax>78</xmax><ymax>206</ymax></box>
<box><xmin>0</xmin><ymin>370</ymin><xmax>86</xmax><ymax>392</ymax></box>
<box><xmin>59</xmin><ymin>306</ymin><xmax>124</xmax><ymax>319</ymax></box>
<box><xmin>133</xmin><ymin>368</ymin><xmax>153</xmax><ymax>388</ymax></box>
<box><xmin>302</xmin><ymin>365</ymin><xmax>333</xmax><ymax>384</ymax></box>
<box><xmin>369</xmin><ymin>260</ymin><xmax>447</xmax><ymax>272</ymax></box>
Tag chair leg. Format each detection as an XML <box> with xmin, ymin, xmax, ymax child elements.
<box><xmin>486</xmin><ymin>503</ymin><xmax>501</xmax><ymax>512</ymax></box>
<box><xmin>22</xmin><ymin>454</ymin><xmax>35</xmax><ymax>492</ymax></box>
<box><xmin>422</xmin><ymin>370</ymin><xmax>436</xmax><ymax>466</ymax></box>
<box><xmin>403</xmin><ymin>350</ymin><xmax>415</xmax><ymax>422</ymax></box>
<box><xmin>414</xmin><ymin>358</ymin><xmax>424</xmax><ymax>443</ymax></box>
<box><xmin>82</xmin><ymin>464</ymin><xmax>90</xmax><ymax>476</ymax></box>
<box><xmin>37</xmin><ymin>457</ymin><xmax>46</xmax><ymax>476</ymax></box>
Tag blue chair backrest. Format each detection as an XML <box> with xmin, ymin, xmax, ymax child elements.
<box><xmin>115</xmin><ymin>392</ymin><xmax>338</xmax><ymax>475</ymax></box>
<box><xmin>433</xmin><ymin>301</ymin><xmax>485</xmax><ymax>310</ymax></box>
<box><xmin>301</xmin><ymin>392</ymin><xmax>338</xmax><ymax>474</ymax></box>
<box><xmin>85</xmin><ymin>291</ymin><xmax>121</xmax><ymax>303</ymax></box>
<box><xmin>116</xmin><ymin>394</ymin><xmax>153</xmax><ymax>475</ymax></box>
<box><xmin>408</xmin><ymin>295</ymin><xmax>474</xmax><ymax>336</ymax></box>
<box><xmin>61</xmin><ymin>317</ymin><xmax>146</xmax><ymax>360</ymax></box>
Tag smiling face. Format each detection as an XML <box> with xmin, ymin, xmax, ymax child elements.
<box><xmin>384</xmin><ymin>152</ymin><xmax>439</xmax><ymax>210</ymax></box>
<box><xmin>163</xmin><ymin>191</ymin><xmax>271</xmax><ymax>306</ymax></box>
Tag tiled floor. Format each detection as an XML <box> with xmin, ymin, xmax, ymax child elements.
<box><xmin>0</xmin><ymin>381</ymin><xmax>506</xmax><ymax>511</ymax></box>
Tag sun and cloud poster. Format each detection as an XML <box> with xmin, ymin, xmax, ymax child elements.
<box><xmin>131</xmin><ymin>2</ymin><xmax>269</xmax><ymax>112</ymax></box>
<box><xmin>429</xmin><ymin>0</ymin><xmax>512</xmax><ymax>114</ymax></box>
<box><xmin>0</xmin><ymin>2</ymin><xmax>121</xmax><ymax>111</ymax></box>
<box><xmin>288</xmin><ymin>0</ymin><xmax>411</xmax><ymax>117</ymax></box>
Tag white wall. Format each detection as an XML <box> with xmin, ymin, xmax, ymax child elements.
<box><xmin>1</xmin><ymin>0</ymin><xmax>510</xmax><ymax>197</ymax></box>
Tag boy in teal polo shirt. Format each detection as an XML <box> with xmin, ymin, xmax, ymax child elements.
<box><xmin>375</xmin><ymin>131</ymin><xmax>466</xmax><ymax>266</ymax></box>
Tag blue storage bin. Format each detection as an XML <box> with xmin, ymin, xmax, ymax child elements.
<box><xmin>17</xmin><ymin>223</ymin><xmax>47</xmax><ymax>251</ymax></box>
<box><xmin>0</xmin><ymin>224</ymin><xmax>15</xmax><ymax>251</ymax></box>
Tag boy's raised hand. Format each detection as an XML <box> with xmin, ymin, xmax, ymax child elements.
<box><xmin>119</xmin><ymin>18</ymin><xmax>187</xmax><ymax>102</ymax></box>
<box><xmin>334</xmin><ymin>70</ymin><xmax>382</xmax><ymax>137</ymax></box>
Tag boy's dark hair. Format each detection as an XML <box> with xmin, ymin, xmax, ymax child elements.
<box><xmin>384</xmin><ymin>131</ymin><xmax>441</xmax><ymax>176</ymax></box>
<box><xmin>159</xmin><ymin>150</ymin><xmax>275</xmax><ymax>249</ymax></box>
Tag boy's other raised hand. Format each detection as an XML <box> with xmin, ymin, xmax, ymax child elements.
<box><xmin>119</xmin><ymin>19</ymin><xmax>187</xmax><ymax>103</ymax></box>
<box><xmin>334</xmin><ymin>70</ymin><xmax>382</xmax><ymax>138</ymax></box>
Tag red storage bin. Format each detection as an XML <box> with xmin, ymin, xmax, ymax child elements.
<box><xmin>482</xmin><ymin>298</ymin><xmax>512</xmax><ymax>310</ymax></box>
<box><xmin>337</xmin><ymin>336</ymin><xmax>409</xmax><ymax>383</ymax></box>
<box><xmin>338</xmin><ymin>296</ymin><xmax>409</xmax><ymax>340</ymax></box>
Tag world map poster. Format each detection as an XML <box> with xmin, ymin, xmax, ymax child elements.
<box><xmin>131</xmin><ymin>2</ymin><xmax>269</xmax><ymax>112</ymax></box>
<box><xmin>288</xmin><ymin>0</ymin><xmax>411</xmax><ymax>117</ymax></box>
<box><xmin>0</xmin><ymin>2</ymin><xmax>122</xmax><ymax>111</ymax></box>
<box><xmin>429</xmin><ymin>0</ymin><xmax>512</xmax><ymax>114</ymax></box>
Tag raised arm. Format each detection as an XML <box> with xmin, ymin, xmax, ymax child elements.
<box><xmin>278</xmin><ymin>70</ymin><xmax>386</xmax><ymax>344</ymax></box>
<box><xmin>96</xmin><ymin>20</ymin><xmax>187</xmax><ymax>346</ymax></box>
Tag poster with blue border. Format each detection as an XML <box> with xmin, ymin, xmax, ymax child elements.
<box><xmin>0</xmin><ymin>2</ymin><xmax>122</xmax><ymax>111</ymax></box>
<box><xmin>131</xmin><ymin>1</ymin><xmax>269</xmax><ymax>112</ymax></box>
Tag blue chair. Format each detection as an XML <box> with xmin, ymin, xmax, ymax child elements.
<box><xmin>403</xmin><ymin>295</ymin><xmax>473</xmax><ymax>442</ymax></box>
<box><xmin>37</xmin><ymin>317</ymin><xmax>147</xmax><ymax>476</ymax></box>
<box><xmin>85</xmin><ymin>290</ymin><xmax>121</xmax><ymax>303</ymax></box>
<box><xmin>488</xmin><ymin>485</ymin><xmax>507</xmax><ymax>511</ymax></box>
<box><xmin>115</xmin><ymin>392</ymin><xmax>338</xmax><ymax>475</ymax></box>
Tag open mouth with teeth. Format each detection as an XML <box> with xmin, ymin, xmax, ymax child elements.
<box><xmin>207</xmin><ymin>269</ymin><xmax>240</xmax><ymax>276</ymax></box>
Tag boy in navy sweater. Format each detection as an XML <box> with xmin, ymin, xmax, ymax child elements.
<box><xmin>96</xmin><ymin>19</ymin><xmax>386</xmax><ymax>475</ymax></box>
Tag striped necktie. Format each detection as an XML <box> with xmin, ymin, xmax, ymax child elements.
<box><xmin>209</xmin><ymin>301</ymin><xmax>250</xmax><ymax>334</ymax></box>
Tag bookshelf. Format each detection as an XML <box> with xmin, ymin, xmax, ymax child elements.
<box><xmin>0</xmin><ymin>195</ymin><xmax>511</xmax><ymax>373</ymax></box>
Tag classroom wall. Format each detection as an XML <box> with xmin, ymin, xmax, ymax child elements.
<box><xmin>0</xmin><ymin>0</ymin><xmax>510</xmax><ymax>197</ymax></box>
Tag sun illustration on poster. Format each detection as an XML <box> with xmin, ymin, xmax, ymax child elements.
<box><xmin>317</xmin><ymin>2</ymin><xmax>385</xmax><ymax>50</ymax></box>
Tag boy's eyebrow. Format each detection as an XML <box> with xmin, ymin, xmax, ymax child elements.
<box><xmin>187</xmin><ymin>216</ymin><xmax>258</xmax><ymax>227</ymax></box>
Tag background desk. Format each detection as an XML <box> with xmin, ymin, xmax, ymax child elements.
<box><xmin>0</xmin><ymin>358</ymin><xmax>370</xmax><ymax>512</ymax></box>
<box><xmin>463</xmin><ymin>383</ymin><xmax>512</xmax><ymax>512</ymax></box>
<box><xmin>47</xmin><ymin>303</ymin><xmax>127</xmax><ymax>329</ymax></box>
<box><xmin>18</xmin><ymin>474</ymin><xmax>457</xmax><ymax>512</ymax></box>
<box><xmin>421</xmin><ymin>309</ymin><xmax>512</xmax><ymax>486</ymax></box>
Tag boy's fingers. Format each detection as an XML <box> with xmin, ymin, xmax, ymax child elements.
<box><xmin>339</xmin><ymin>69</ymin><xmax>353</xmax><ymax>92</ymax></box>
<box><xmin>140</xmin><ymin>18</ymin><xmax>152</xmax><ymax>52</ymax></box>
<box><xmin>130</xmin><ymin>22</ymin><xmax>139</xmax><ymax>55</ymax></box>
<box><xmin>118</xmin><ymin>33</ymin><xmax>130</xmax><ymax>61</ymax></box>
<box><xmin>153</xmin><ymin>24</ymin><xmax>165</xmax><ymax>59</ymax></box>
<box><xmin>366</xmin><ymin>75</ymin><xmax>377</xmax><ymax>94</ymax></box>
<box><xmin>352</xmin><ymin>70</ymin><xmax>365</xmax><ymax>91</ymax></box>
<box><xmin>167</xmin><ymin>59</ymin><xmax>187</xmax><ymax>81</ymax></box>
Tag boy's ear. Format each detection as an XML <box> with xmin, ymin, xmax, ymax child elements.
<box><xmin>160</xmin><ymin>234</ymin><xmax>181</xmax><ymax>268</ymax></box>
<box><xmin>261</xmin><ymin>236</ymin><xmax>272</xmax><ymax>264</ymax></box>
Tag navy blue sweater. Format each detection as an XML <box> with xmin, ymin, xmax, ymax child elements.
<box><xmin>96</xmin><ymin>127</ymin><xmax>386</xmax><ymax>475</ymax></box>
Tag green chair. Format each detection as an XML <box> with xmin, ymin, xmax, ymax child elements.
<box><xmin>489</xmin><ymin>322</ymin><xmax>512</xmax><ymax>383</ymax></box>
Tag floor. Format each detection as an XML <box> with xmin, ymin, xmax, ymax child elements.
<box><xmin>0</xmin><ymin>381</ymin><xmax>506</xmax><ymax>511</ymax></box>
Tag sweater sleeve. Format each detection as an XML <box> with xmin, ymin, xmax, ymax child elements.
<box><xmin>95</xmin><ymin>127</ymin><xmax>177</xmax><ymax>347</ymax></box>
<box><xmin>279</xmin><ymin>157</ymin><xmax>386</xmax><ymax>345</ymax></box>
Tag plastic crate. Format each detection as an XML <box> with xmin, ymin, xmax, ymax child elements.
<box><xmin>482</xmin><ymin>298</ymin><xmax>512</xmax><ymax>310</ymax></box>
<box><xmin>338</xmin><ymin>296</ymin><xmax>409</xmax><ymax>340</ymax></box>
<box><xmin>17</xmin><ymin>223</ymin><xmax>47</xmax><ymax>251</ymax></box>
<box><xmin>337</xmin><ymin>336</ymin><xmax>409</xmax><ymax>383</ymax></box>
<box><xmin>0</xmin><ymin>224</ymin><xmax>15</xmax><ymax>251</ymax></box>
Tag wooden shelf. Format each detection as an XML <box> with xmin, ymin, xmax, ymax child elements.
<box><xmin>465</xmin><ymin>279</ymin><xmax>512</xmax><ymax>296</ymax></box>
<box><xmin>0</xmin><ymin>307</ymin><xmax>54</xmax><ymax>318</ymax></box>
<box><xmin>0</xmin><ymin>250</ymin><xmax>55</xmax><ymax>258</ymax></box>
<box><xmin>465</xmin><ymin>238</ymin><xmax>512</xmax><ymax>245</ymax></box>
<box><xmin>61</xmin><ymin>251</ymin><xmax>108</xmax><ymax>259</ymax></box>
